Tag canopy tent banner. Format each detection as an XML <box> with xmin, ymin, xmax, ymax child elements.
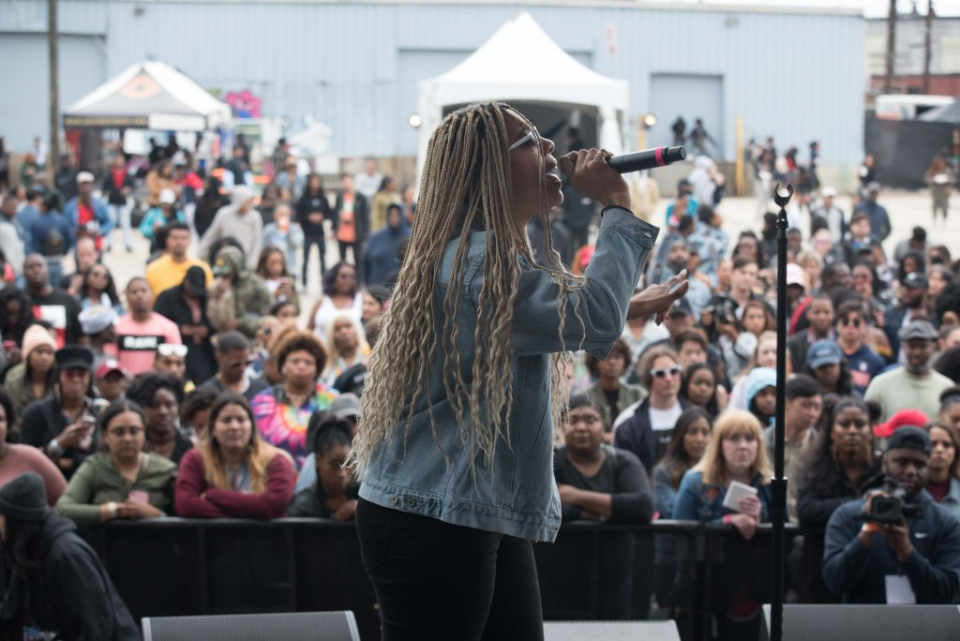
<box><xmin>865</xmin><ymin>116</ymin><xmax>957</xmax><ymax>189</ymax></box>
<box><xmin>416</xmin><ymin>12</ymin><xmax>629</xmax><ymax>184</ymax></box>
<box><xmin>918</xmin><ymin>98</ymin><xmax>960</xmax><ymax>124</ymax></box>
<box><xmin>64</xmin><ymin>61</ymin><xmax>231</xmax><ymax>131</ymax></box>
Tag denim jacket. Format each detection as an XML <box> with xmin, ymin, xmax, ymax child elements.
<box><xmin>673</xmin><ymin>470</ymin><xmax>773</xmax><ymax>524</ymax></box>
<box><xmin>358</xmin><ymin>208</ymin><xmax>658</xmax><ymax>542</ymax></box>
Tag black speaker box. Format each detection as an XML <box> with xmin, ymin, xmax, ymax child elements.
<box><xmin>761</xmin><ymin>604</ymin><xmax>960</xmax><ymax>641</ymax></box>
<box><xmin>142</xmin><ymin>610</ymin><xmax>360</xmax><ymax>641</ymax></box>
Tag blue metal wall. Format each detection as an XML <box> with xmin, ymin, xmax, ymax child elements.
<box><xmin>0</xmin><ymin>0</ymin><xmax>865</xmax><ymax>162</ymax></box>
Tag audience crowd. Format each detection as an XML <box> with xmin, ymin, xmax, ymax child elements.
<box><xmin>0</xmin><ymin>135</ymin><xmax>958</xmax><ymax>638</ymax></box>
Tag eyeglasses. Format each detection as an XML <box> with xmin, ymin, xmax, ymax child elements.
<box><xmin>509</xmin><ymin>128</ymin><xmax>540</xmax><ymax>151</ymax></box>
<box><xmin>651</xmin><ymin>366</ymin><xmax>682</xmax><ymax>379</ymax></box>
<box><xmin>840</xmin><ymin>318</ymin><xmax>862</xmax><ymax>327</ymax></box>
<box><xmin>157</xmin><ymin>344</ymin><xmax>188</xmax><ymax>358</ymax></box>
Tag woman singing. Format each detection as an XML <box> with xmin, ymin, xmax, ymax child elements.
<box><xmin>351</xmin><ymin>102</ymin><xmax>687</xmax><ymax>640</ymax></box>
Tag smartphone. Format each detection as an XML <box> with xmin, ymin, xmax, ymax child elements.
<box><xmin>128</xmin><ymin>490</ymin><xmax>150</xmax><ymax>504</ymax></box>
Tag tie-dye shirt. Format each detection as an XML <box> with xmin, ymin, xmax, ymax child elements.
<box><xmin>252</xmin><ymin>383</ymin><xmax>338</xmax><ymax>468</ymax></box>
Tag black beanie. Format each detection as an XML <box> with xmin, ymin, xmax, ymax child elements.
<box><xmin>0</xmin><ymin>473</ymin><xmax>49</xmax><ymax>521</ymax></box>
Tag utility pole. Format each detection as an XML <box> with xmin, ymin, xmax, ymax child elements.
<box><xmin>923</xmin><ymin>0</ymin><xmax>934</xmax><ymax>94</ymax></box>
<box><xmin>884</xmin><ymin>0</ymin><xmax>897</xmax><ymax>94</ymax></box>
<box><xmin>48</xmin><ymin>0</ymin><xmax>59</xmax><ymax>183</ymax></box>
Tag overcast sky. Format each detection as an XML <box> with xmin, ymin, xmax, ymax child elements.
<box><xmin>678</xmin><ymin>0</ymin><xmax>957</xmax><ymax>18</ymax></box>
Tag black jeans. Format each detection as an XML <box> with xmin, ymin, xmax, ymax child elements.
<box><xmin>356</xmin><ymin>498</ymin><xmax>544</xmax><ymax>641</ymax></box>
<box><xmin>338</xmin><ymin>240</ymin><xmax>361</xmax><ymax>267</ymax></box>
<box><xmin>302</xmin><ymin>235</ymin><xmax>325</xmax><ymax>286</ymax></box>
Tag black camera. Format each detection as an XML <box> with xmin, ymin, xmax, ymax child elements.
<box><xmin>867</xmin><ymin>483</ymin><xmax>921</xmax><ymax>525</ymax></box>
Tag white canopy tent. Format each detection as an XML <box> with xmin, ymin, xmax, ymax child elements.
<box><xmin>416</xmin><ymin>12</ymin><xmax>629</xmax><ymax>183</ymax></box>
<box><xmin>64</xmin><ymin>61</ymin><xmax>231</xmax><ymax>131</ymax></box>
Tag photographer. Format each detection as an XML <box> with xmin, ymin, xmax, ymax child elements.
<box><xmin>822</xmin><ymin>427</ymin><xmax>960</xmax><ymax>604</ymax></box>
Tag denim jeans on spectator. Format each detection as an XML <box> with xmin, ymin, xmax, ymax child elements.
<box><xmin>45</xmin><ymin>257</ymin><xmax>64</xmax><ymax>288</ymax></box>
<box><xmin>356</xmin><ymin>498</ymin><xmax>544</xmax><ymax>641</ymax></box>
<box><xmin>110</xmin><ymin>203</ymin><xmax>131</xmax><ymax>250</ymax></box>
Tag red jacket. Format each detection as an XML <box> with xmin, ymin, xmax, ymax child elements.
<box><xmin>175</xmin><ymin>449</ymin><xmax>295</xmax><ymax>519</ymax></box>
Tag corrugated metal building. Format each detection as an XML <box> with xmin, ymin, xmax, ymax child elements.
<box><xmin>1</xmin><ymin>0</ymin><xmax>865</xmax><ymax>168</ymax></box>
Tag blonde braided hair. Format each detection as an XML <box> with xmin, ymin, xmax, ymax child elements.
<box><xmin>350</xmin><ymin>102</ymin><xmax>586</xmax><ymax>480</ymax></box>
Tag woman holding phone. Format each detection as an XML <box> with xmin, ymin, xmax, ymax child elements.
<box><xmin>18</xmin><ymin>346</ymin><xmax>101</xmax><ymax>481</ymax></box>
<box><xmin>351</xmin><ymin>102</ymin><xmax>686</xmax><ymax>640</ymax></box>
<box><xmin>56</xmin><ymin>400</ymin><xmax>176</xmax><ymax>529</ymax></box>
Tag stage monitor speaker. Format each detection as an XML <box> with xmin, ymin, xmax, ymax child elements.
<box><xmin>761</xmin><ymin>604</ymin><xmax>960</xmax><ymax>641</ymax></box>
<box><xmin>544</xmin><ymin>620</ymin><xmax>680</xmax><ymax>641</ymax></box>
<box><xmin>142</xmin><ymin>610</ymin><xmax>360</xmax><ymax>641</ymax></box>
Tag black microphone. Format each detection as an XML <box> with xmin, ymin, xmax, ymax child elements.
<box><xmin>606</xmin><ymin>146</ymin><xmax>687</xmax><ymax>173</ymax></box>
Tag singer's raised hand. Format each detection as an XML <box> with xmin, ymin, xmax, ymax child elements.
<box><xmin>627</xmin><ymin>269</ymin><xmax>690</xmax><ymax>324</ymax></box>
<box><xmin>559</xmin><ymin>148</ymin><xmax>630</xmax><ymax>209</ymax></box>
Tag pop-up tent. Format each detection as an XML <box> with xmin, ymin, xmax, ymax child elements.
<box><xmin>64</xmin><ymin>61</ymin><xmax>231</xmax><ymax>131</ymax></box>
<box><xmin>416</xmin><ymin>12</ymin><xmax>629</xmax><ymax>180</ymax></box>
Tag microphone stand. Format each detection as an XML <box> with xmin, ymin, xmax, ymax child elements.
<box><xmin>770</xmin><ymin>183</ymin><xmax>793</xmax><ymax>641</ymax></box>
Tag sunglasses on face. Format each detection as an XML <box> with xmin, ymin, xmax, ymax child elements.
<box><xmin>652</xmin><ymin>366</ymin><xmax>682</xmax><ymax>379</ymax></box>
<box><xmin>157</xmin><ymin>344</ymin><xmax>188</xmax><ymax>358</ymax></box>
<box><xmin>840</xmin><ymin>318</ymin><xmax>862</xmax><ymax>327</ymax></box>
<box><xmin>509</xmin><ymin>128</ymin><xmax>540</xmax><ymax>151</ymax></box>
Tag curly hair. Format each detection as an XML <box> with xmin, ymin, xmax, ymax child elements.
<box><xmin>125</xmin><ymin>373</ymin><xmax>185</xmax><ymax>407</ymax></box>
<box><xmin>273</xmin><ymin>330</ymin><xmax>328</xmax><ymax>374</ymax></box>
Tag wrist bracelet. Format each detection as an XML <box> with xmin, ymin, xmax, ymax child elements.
<box><xmin>107</xmin><ymin>502</ymin><xmax>118</xmax><ymax>518</ymax></box>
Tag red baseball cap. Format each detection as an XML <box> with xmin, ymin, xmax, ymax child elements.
<box><xmin>873</xmin><ymin>408</ymin><xmax>929</xmax><ymax>439</ymax></box>
<box><xmin>95</xmin><ymin>359</ymin><xmax>129</xmax><ymax>380</ymax></box>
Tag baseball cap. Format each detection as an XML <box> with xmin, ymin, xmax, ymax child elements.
<box><xmin>183</xmin><ymin>265</ymin><xmax>208</xmax><ymax>297</ymax></box>
<box><xmin>899</xmin><ymin>319</ymin><xmax>938</xmax><ymax>342</ymax></box>
<box><xmin>329</xmin><ymin>393</ymin><xmax>361</xmax><ymax>421</ymax></box>
<box><xmin>95</xmin><ymin>358</ymin><xmax>129</xmax><ymax>380</ymax></box>
<box><xmin>884</xmin><ymin>425</ymin><xmax>931</xmax><ymax>455</ymax></box>
<box><xmin>669</xmin><ymin>297</ymin><xmax>694</xmax><ymax>317</ymax></box>
<box><xmin>902</xmin><ymin>272</ymin><xmax>929</xmax><ymax>290</ymax></box>
<box><xmin>786</xmin><ymin>263</ymin><xmax>805</xmax><ymax>289</ymax></box>
<box><xmin>806</xmin><ymin>340</ymin><xmax>843</xmax><ymax>370</ymax></box>
<box><xmin>874</xmin><ymin>409</ymin><xmax>930</xmax><ymax>439</ymax></box>
<box><xmin>76</xmin><ymin>171</ymin><xmax>95</xmax><ymax>184</ymax></box>
<box><xmin>821</xmin><ymin>187</ymin><xmax>837</xmax><ymax>197</ymax></box>
<box><xmin>159</xmin><ymin>189</ymin><xmax>177</xmax><ymax>205</ymax></box>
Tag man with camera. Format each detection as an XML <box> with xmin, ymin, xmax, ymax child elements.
<box><xmin>822</xmin><ymin>427</ymin><xmax>960</xmax><ymax>604</ymax></box>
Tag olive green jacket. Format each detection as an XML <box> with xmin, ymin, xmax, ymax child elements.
<box><xmin>56</xmin><ymin>452</ymin><xmax>177</xmax><ymax>529</ymax></box>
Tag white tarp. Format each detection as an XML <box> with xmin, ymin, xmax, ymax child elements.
<box><xmin>65</xmin><ymin>61</ymin><xmax>231</xmax><ymax>131</ymax></box>
<box><xmin>416</xmin><ymin>12</ymin><xmax>629</xmax><ymax>182</ymax></box>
